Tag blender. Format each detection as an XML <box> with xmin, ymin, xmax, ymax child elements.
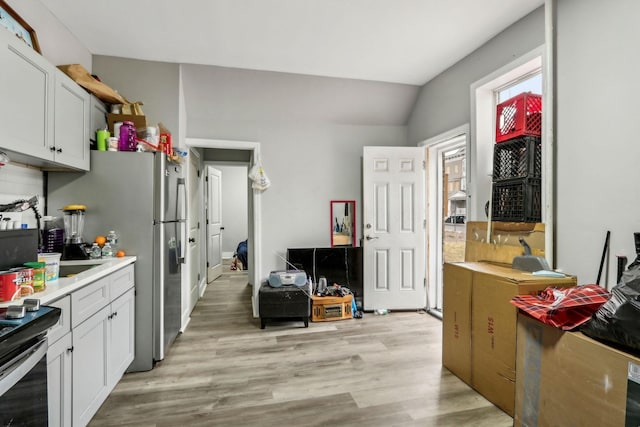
<box><xmin>62</xmin><ymin>204</ymin><xmax>89</xmax><ymax>260</ymax></box>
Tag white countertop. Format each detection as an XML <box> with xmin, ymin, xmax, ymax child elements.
<box><xmin>1</xmin><ymin>256</ymin><xmax>136</xmax><ymax>307</ymax></box>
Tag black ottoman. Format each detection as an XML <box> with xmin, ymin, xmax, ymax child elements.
<box><xmin>259</xmin><ymin>283</ymin><xmax>310</xmax><ymax>329</ymax></box>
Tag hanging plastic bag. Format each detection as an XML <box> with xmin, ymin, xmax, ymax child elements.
<box><xmin>510</xmin><ymin>284</ymin><xmax>610</xmax><ymax>331</ymax></box>
<box><xmin>582</xmin><ymin>265</ymin><xmax>640</xmax><ymax>353</ymax></box>
<box><xmin>249</xmin><ymin>156</ymin><xmax>271</xmax><ymax>191</ymax></box>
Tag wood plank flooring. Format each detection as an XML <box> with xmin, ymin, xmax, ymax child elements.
<box><xmin>89</xmin><ymin>268</ymin><xmax>513</xmax><ymax>427</ymax></box>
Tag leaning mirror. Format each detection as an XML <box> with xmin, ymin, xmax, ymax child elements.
<box><xmin>330</xmin><ymin>200</ymin><xmax>356</xmax><ymax>247</ymax></box>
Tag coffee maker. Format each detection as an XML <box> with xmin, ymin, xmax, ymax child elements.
<box><xmin>62</xmin><ymin>204</ymin><xmax>89</xmax><ymax>260</ymax></box>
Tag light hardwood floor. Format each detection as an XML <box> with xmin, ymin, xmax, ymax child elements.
<box><xmin>89</xmin><ymin>268</ymin><xmax>513</xmax><ymax>427</ymax></box>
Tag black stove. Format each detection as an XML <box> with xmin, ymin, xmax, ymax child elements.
<box><xmin>0</xmin><ymin>304</ymin><xmax>61</xmax><ymax>365</ymax></box>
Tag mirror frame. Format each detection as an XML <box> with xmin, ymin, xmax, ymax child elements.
<box><xmin>330</xmin><ymin>200</ymin><xmax>356</xmax><ymax>247</ymax></box>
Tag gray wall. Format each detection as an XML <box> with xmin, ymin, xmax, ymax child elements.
<box><xmin>182</xmin><ymin>64</ymin><xmax>418</xmax><ymax>275</ymax></box>
<box><xmin>7</xmin><ymin>0</ymin><xmax>92</xmax><ymax>71</ymax></box>
<box><xmin>92</xmin><ymin>56</ymin><xmax>181</xmax><ymax>138</ymax></box>
<box><xmin>407</xmin><ymin>7</ymin><xmax>545</xmax><ymax>144</ymax></box>
<box><xmin>555</xmin><ymin>0</ymin><xmax>640</xmax><ymax>287</ymax></box>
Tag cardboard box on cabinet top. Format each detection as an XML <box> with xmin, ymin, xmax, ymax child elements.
<box><xmin>442</xmin><ymin>261</ymin><xmax>576</xmax><ymax>416</ymax></box>
<box><xmin>106</xmin><ymin>113</ymin><xmax>147</xmax><ymax>135</ymax></box>
<box><xmin>57</xmin><ymin>64</ymin><xmax>127</xmax><ymax>105</ymax></box>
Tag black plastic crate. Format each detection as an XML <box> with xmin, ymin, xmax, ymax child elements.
<box><xmin>491</xmin><ymin>178</ymin><xmax>541</xmax><ymax>222</ymax></box>
<box><xmin>493</xmin><ymin>136</ymin><xmax>541</xmax><ymax>182</ymax></box>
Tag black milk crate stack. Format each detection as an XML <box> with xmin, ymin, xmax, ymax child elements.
<box><xmin>492</xmin><ymin>136</ymin><xmax>542</xmax><ymax>181</ymax></box>
<box><xmin>492</xmin><ymin>92</ymin><xmax>542</xmax><ymax>223</ymax></box>
<box><xmin>491</xmin><ymin>177</ymin><xmax>541</xmax><ymax>222</ymax></box>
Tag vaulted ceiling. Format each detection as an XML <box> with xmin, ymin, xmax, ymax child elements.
<box><xmin>42</xmin><ymin>0</ymin><xmax>543</xmax><ymax>85</ymax></box>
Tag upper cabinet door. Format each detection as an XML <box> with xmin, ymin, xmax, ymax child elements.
<box><xmin>54</xmin><ymin>70</ymin><xmax>90</xmax><ymax>170</ymax></box>
<box><xmin>0</xmin><ymin>27</ymin><xmax>54</xmax><ymax>160</ymax></box>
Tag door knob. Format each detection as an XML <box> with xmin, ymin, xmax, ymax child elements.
<box><xmin>188</xmin><ymin>237</ymin><xmax>196</xmax><ymax>243</ymax></box>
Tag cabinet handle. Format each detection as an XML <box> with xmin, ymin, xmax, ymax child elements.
<box><xmin>113</xmin><ymin>311</ymin><xmax>118</xmax><ymax>317</ymax></box>
<box><xmin>67</xmin><ymin>346</ymin><xmax>74</xmax><ymax>353</ymax></box>
<box><xmin>188</xmin><ymin>237</ymin><xmax>195</xmax><ymax>243</ymax></box>
<box><xmin>56</xmin><ymin>148</ymin><xmax>63</xmax><ymax>153</ymax></box>
<box><xmin>50</xmin><ymin>146</ymin><xmax>56</xmax><ymax>152</ymax></box>
<box><xmin>108</xmin><ymin>313</ymin><xmax>113</xmax><ymax>320</ymax></box>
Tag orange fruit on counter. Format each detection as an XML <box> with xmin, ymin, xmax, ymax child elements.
<box><xmin>95</xmin><ymin>236</ymin><xmax>106</xmax><ymax>246</ymax></box>
<box><xmin>116</xmin><ymin>250</ymin><xmax>126</xmax><ymax>257</ymax></box>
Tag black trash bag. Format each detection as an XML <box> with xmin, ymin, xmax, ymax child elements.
<box><xmin>581</xmin><ymin>265</ymin><xmax>640</xmax><ymax>353</ymax></box>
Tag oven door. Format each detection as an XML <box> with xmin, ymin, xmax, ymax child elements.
<box><xmin>0</xmin><ymin>337</ymin><xmax>48</xmax><ymax>426</ymax></box>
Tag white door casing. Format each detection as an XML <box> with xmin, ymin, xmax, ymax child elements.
<box><xmin>207</xmin><ymin>166</ymin><xmax>223</xmax><ymax>282</ymax></box>
<box><xmin>187</xmin><ymin>150</ymin><xmax>201</xmax><ymax>319</ymax></box>
<box><xmin>363</xmin><ymin>146</ymin><xmax>426</xmax><ymax>311</ymax></box>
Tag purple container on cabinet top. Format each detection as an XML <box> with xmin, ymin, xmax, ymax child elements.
<box><xmin>118</xmin><ymin>121</ymin><xmax>137</xmax><ymax>152</ymax></box>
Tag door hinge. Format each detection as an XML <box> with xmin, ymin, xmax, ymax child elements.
<box><xmin>207</xmin><ymin>261</ymin><xmax>209</xmax><ymax>268</ymax></box>
<box><xmin>422</xmin><ymin>160</ymin><xmax>426</xmax><ymax>170</ymax></box>
<box><xmin>197</xmin><ymin>169</ymin><xmax>201</xmax><ymax>178</ymax></box>
<box><xmin>424</xmin><ymin>277</ymin><xmax>427</xmax><ymax>289</ymax></box>
<box><xmin>205</xmin><ymin>176</ymin><xmax>208</xmax><ymax>182</ymax></box>
<box><xmin>197</xmin><ymin>273</ymin><xmax>200</xmax><ymax>282</ymax></box>
<box><xmin>197</xmin><ymin>221</ymin><xmax>200</xmax><ymax>229</ymax></box>
<box><xmin>423</xmin><ymin>219</ymin><xmax>426</xmax><ymax>228</ymax></box>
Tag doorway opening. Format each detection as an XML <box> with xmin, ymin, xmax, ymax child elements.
<box><xmin>421</xmin><ymin>125</ymin><xmax>468</xmax><ymax>317</ymax></box>
<box><xmin>186</xmin><ymin>138</ymin><xmax>262</xmax><ymax>318</ymax></box>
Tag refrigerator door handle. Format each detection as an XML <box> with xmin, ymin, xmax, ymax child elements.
<box><xmin>177</xmin><ymin>178</ymin><xmax>187</xmax><ymax>264</ymax></box>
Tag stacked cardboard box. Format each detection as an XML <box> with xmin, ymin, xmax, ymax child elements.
<box><xmin>442</xmin><ymin>262</ymin><xmax>576</xmax><ymax>416</ymax></box>
<box><xmin>515</xmin><ymin>314</ymin><xmax>640</xmax><ymax>427</ymax></box>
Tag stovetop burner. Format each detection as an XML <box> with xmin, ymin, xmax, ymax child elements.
<box><xmin>0</xmin><ymin>304</ymin><xmax>61</xmax><ymax>365</ymax></box>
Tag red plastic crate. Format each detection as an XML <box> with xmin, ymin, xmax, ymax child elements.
<box><xmin>495</xmin><ymin>92</ymin><xmax>542</xmax><ymax>143</ymax></box>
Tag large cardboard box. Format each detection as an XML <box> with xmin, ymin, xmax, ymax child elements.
<box><xmin>442</xmin><ymin>262</ymin><xmax>576</xmax><ymax>416</ymax></box>
<box><xmin>515</xmin><ymin>314</ymin><xmax>640</xmax><ymax>427</ymax></box>
<box><xmin>442</xmin><ymin>263</ymin><xmax>473</xmax><ymax>385</ymax></box>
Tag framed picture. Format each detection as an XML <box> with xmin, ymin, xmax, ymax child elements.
<box><xmin>0</xmin><ymin>0</ymin><xmax>40</xmax><ymax>53</ymax></box>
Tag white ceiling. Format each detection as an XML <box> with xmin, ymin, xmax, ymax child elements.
<box><xmin>42</xmin><ymin>0</ymin><xmax>543</xmax><ymax>86</ymax></box>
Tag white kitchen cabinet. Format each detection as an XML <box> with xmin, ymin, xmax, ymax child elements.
<box><xmin>54</xmin><ymin>70</ymin><xmax>90</xmax><ymax>170</ymax></box>
<box><xmin>0</xmin><ymin>26</ymin><xmax>90</xmax><ymax>171</ymax></box>
<box><xmin>108</xmin><ymin>288</ymin><xmax>135</xmax><ymax>388</ymax></box>
<box><xmin>47</xmin><ymin>296</ymin><xmax>72</xmax><ymax>427</ymax></box>
<box><xmin>47</xmin><ymin>332</ymin><xmax>73</xmax><ymax>427</ymax></box>
<box><xmin>72</xmin><ymin>304</ymin><xmax>110</xmax><ymax>427</ymax></box>
<box><xmin>0</xmin><ymin>26</ymin><xmax>54</xmax><ymax>161</ymax></box>
<box><xmin>71</xmin><ymin>264</ymin><xmax>135</xmax><ymax>427</ymax></box>
<box><xmin>90</xmin><ymin>95</ymin><xmax>108</xmax><ymax>147</ymax></box>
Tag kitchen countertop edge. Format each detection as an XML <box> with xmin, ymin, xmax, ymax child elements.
<box><xmin>1</xmin><ymin>256</ymin><xmax>137</xmax><ymax>307</ymax></box>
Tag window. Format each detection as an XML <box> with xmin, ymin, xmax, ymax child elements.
<box><xmin>497</xmin><ymin>72</ymin><xmax>542</xmax><ymax>102</ymax></box>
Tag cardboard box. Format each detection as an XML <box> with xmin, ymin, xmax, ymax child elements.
<box><xmin>515</xmin><ymin>314</ymin><xmax>640</xmax><ymax>427</ymax></box>
<box><xmin>442</xmin><ymin>262</ymin><xmax>576</xmax><ymax>416</ymax></box>
<box><xmin>465</xmin><ymin>221</ymin><xmax>545</xmax><ymax>264</ymax></box>
<box><xmin>442</xmin><ymin>263</ymin><xmax>473</xmax><ymax>385</ymax></box>
<box><xmin>106</xmin><ymin>113</ymin><xmax>148</xmax><ymax>135</ymax></box>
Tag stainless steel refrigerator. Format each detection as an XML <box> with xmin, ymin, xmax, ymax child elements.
<box><xmin>47</xmin><ymin>150</ymin><xmax>186</xmax><ymax>372</ymax></box>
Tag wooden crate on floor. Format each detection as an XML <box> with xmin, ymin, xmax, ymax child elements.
<box><xmin>311</xmin><ymin>294</ymin><xmax>353</xmax><ymax>321</ymax></box>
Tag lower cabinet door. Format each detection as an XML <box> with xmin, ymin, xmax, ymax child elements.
<box><xmin>108</xmin><ymin>288</ymin><xmax>135</xmax><ymax>387</ymax></box>
<box><xmin>47</xmin><ymin>333</ymin><xmax>72</xmax><ymax>427</ymax></box>
<box><xmin>72</xmin><ymin>305</ymin><xmax>110</xmax><ymax>427</ymax></box>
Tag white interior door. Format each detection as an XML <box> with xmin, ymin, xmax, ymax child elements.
<box><xmin>207</xmin><ymin>166</ymin><xmax>223</xmax><ymax>282</ymax></box>
<box><xmin>187</xmin><ymin>151</ymin><xmax>201</xmax><ymax>316</ymax></box>
<box><xmin>363</xmin><ymin>146</ymin><xmax>426</xmax><ymax>311</ymax></box>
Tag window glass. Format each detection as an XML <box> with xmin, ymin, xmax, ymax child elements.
<box><xmin>498</xmin><ymin>72</ymin><xmax>542</xmax><ymax>103</ymax></box>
